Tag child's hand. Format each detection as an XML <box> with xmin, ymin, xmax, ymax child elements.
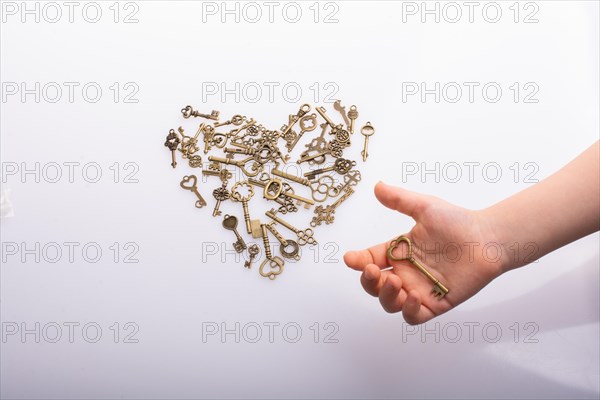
<box><xmin>345</xmin><ymin>143</ymin><xmax>599</xmax><ymax>324</ymax></box>
<box><xmin>344</xmin><ymin>182</ymin><xmax>505</xmax><ymax>325</ymax></box>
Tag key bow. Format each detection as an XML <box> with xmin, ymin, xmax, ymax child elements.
<box><xmin>387</xmin><ymin>235</ymin><xmax>414</xmax><ymax>262</ymax></box>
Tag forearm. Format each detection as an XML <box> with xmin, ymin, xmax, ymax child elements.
<box><xmin>483</xmin><ymin>141</ymin><xmax>600</xmax><ymax>272</ymax></box>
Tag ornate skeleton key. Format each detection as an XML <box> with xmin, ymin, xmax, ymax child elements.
<box><xmin>304</xmin><ymin>158</ymin><xmax>356</xmax><ymax>181</ymax></box>
<box><xmin>231</xmin><ymin>181</ymin><xmax>255</xmax><ymax>234</ymax></box>
<box><xmin>286</xmin><ymin>113</ymin><xmax>318</xmax><ymax>153</ymax></box>
<box><xmin>222</xmin><ymin>214</ymin><xmax>247</xmax><ymax>253</ymax></box>
<box><xmin>180</xmin><ymin>175</ymin><xmax>207</xmax><ymax>208</ymax></box>
<box><xmin>164</xmin><ymin>129</ymin><xmax>180</xmax><ymax>168</ymax></box>
<box><xmin>265</xmin><ymin>223</ymin><xmax>300</xmax><ymax>261</ymax></box>
<box><xmin>333</xmin><ymin>100</ymin><xmax>351</xmax><ymax>128</ymax></box>
<box><xmin>335</xmin><ymin>169</ymin><xmax>361</xmax><ymax>193</ymax></box>
<box><xmin>208</xmin><ymin>155</ymin><xmax>263</xmax><ymax>177</ymax></box>
<box><xmin>248</xmin><ymin>175</ymin><xmax>298</xmax><ymax>214</ymax></box>
<box><xmin>297</xmin><ymin>145</ymin><xmax>343</xmax><ymax>164</ymax></box>
<box><xmin>212</xmin><ymin>186</ymin><xmax>230</xmax><ymax>217</ymax></box>
<box><xmin>202</xmin><ymin>124</ymin><xmax>216</xmax><ymax>154</ymax></box>
<box><xmin>347</xmin><ymin>105</ymin><xmax>358</xmax><ymax>134</ymax></box>
<box><xmin>387</xmin><ymin>236</ymin><xmax>450</xmax><ymax>299</ymax></box>
<box><xmin>299</xmin><ymin>123</ymin><xmax>329</xmax><ymax>165</ymax></box>
<box><xmin>259</xmin><ymin>224</ymin><xmax>285</xmax><ymax>280</ymax></box>
<box><xmin>202</xmin><ymin>165</ymin><xmax>232</xmax><ymax>182</ymax></box>
<box><xmin>179</xmin><ymin>125</ymin><xmax>202</xmax><ymax>158</ymax></box>
<box><xmin>244</xmin><ymin>244</ymin><xmax>260</xmax><ymax>269</ymax></box>
<box><xmin>310</xmin><ymin>186</ymin><xmax>355</xmax><ymax>227</ymax></box>
<box><xmin>188</xmin><ymin>155</ymin><xmax>202</xmax><ymax>168</ymax></box>
<box><xmin>265</xmin><ymin>209</ymin><xmax>317</xmax><ymax>246</ymax></box>
<box><xmin>214</xmin><ymin>114</ymin><xmax>245</xmax><ymax>128</ymax></box>
<box><xmin>228</xmin><ymin>119</ymin><xmax>256</xmax><ymax>139</ymax></box>
<box><xmin>278</xmin><ymin>182</ymin><xmax>315</xmax><ymax>209</ymax></box>
<box><xmin>181</xmin><ymin>105</ymin><xmax>220</xmax><ymax>120</ymax></box>
<box><xmin>310</xmin><ymin>175</ymin><xmax>341</xmax><ymax>203</ymax></box>
<box><xmin>248</xmin><ymin>174</ymin><xmax>282</xmax><ymax>197</ymax></box>
<box><xmin>310</xmin><ymin>205</ymin><xmax>334</xmax><ymax>227</ymax></box>
<box><xmin>281</xmin><ymin>104</ymin><xmax>311</xmax><ymax>138</ymax></box>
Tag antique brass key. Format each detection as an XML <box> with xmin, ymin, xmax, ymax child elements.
<box><xmin>231</xmin><ymin>181</ymin><xmax>255</xmax><ymax>234</ymax></box>
<box><xmin>360</xmin><ymin>122</ymin><xmax>375</xmax><ymax>162</ymax></box>
<box><xmin>222</xmin><ymin>214</ymin><xmax>247</xmax><ymax>253</ymax></box>
<box><xmin>181</xmin><ymin>105</ymin><xmax>220</xmax><ymax>120</ymax></box>
<box><xmin>265</xmin><ymin>222</ymin><xmax>300</xmax><ymax>261</ymax></box>
<box><xmin>164</xmin><ymin>129</ymin><xmax>180</xmax><ymax>168</ymax></box>
<box><xmin>333</xmin><ymin>100</ymin><xmax>351</xmax><ymax>128</ymax></box>
<box><xmin>265</xmin><ymin>209</ymin><xmax>317</xmax><ymax>246</ymax></box>
<box><xmin>244</xmin><ymin>244</ymin><xmax>260</xmax><ymax>269</ymax></box>
<box><xmin>304</xmin><ymin>158</ymin><xmax>356</xmax><ymax>181</ymax></box>
<box><xmin>180</xmin><ymin>175</ymin><xmax>207</xmax><ymax>208</ymax></box>
<box><xmin>286</xmin><ymin>113</ymin><xmax>318</xmax><ymax>153</ymax></box>
<box><xmin>387</xmin><ymin>236</ymin><xmax>449</xmax><ymax>299</ymax></box>
<box><xmin>347</xmin><ymin>105</ymin><xmax>358</xmax><ymax>134</ymax></box>
<box><xmin>259</xmin><ymin>224</ymin><xmax>285</xmax><ymax>280</ymax></box>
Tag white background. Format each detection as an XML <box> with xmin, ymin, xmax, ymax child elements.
<box><xmin>1</xmin><ymin>0</ymin><xmax>599</xmax><ymax>399</ymax></box>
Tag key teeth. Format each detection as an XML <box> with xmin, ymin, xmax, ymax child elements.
<box><xmin>431</xmin><ymin>287</ymin><xmax>447</xmax><ymax>300</ymax></box>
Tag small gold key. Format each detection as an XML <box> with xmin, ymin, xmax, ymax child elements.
<box><xmin>387</xmin><ymin>236</ymin><xmax>449</xmax><ymax>299</ymax></box>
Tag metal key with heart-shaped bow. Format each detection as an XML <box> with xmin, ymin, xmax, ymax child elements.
<box><xmin>180</xmin><ymin>175</ymin><xmax>207</xmax><ymax>208</ymax></box>
<box><xmin>387</xmin><ymin>235</ymin><xmax>449</xmax><ymax>299</ymax></box>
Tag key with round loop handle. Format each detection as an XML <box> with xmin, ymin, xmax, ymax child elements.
<box><xmin>208</xmin><ymin>155</ymin><xmax>263</xmax><ymax>178</ymax></box>
<box><xmin>181</xmin><ymin>105</ymin><xmax>220</xmax><ymax>120</ymax></box>
<box><xmin>347</xmin><ymin>105</ymin><xmax>358</xmax><ymax>134</ymax></box>
<box><xmin>286</xmin><ymin>113</ymin><xmax>318</xmax><ymax>153</ymax></box>
<box><xmin>304</xmin><ymin>158</ymin><xmax>356</xmax><ymax>181</ymax></box>
<box><xmin>214</xmin><ymin>114</ymin><xmax>245</xmax><ymax>128</ymax></box>
<box><xmin>360</xmin><ymin>122</ymin><xmax>375</xmax><ymax>162</ymax></box>
<box><xmin>265</xmin><ymin>222</ymin><xmax>300</xmax><ymax>261</ymax></box>
<box><xmin>248</xmin><ymin>174</ymin><xmax>299</xmax><ymax>214</ymax></box>
<box><xmin>281</xmin><ymin>104</ymin><xmax>311</xmax><ymax>138</ymax></box>
<box><xmin>387</xmin><ymin>236</ymin><xmax>449</xmax><ymax>299</ymax></box>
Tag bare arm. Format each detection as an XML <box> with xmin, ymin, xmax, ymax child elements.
<box><xmin>485</xmin><ymin>141</ymin><xmax>600</xmax><ymax>272</ymax></box>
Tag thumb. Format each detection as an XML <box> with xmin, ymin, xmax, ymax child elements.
<box><xmin>374</xmin><ymin>181</ymin><xmax>429</xmax><ymax>218</ymax></box>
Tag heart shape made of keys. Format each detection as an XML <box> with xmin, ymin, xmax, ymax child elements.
<box><xmin>165</xmin><ymin>101</ymin><xmax>375</xmax><ymax>280</ymax></box>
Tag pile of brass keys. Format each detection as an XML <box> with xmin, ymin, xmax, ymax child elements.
<box><xmin>163</xmin><ymin>101</ymin><xmax>376</xmax><ymax>280</ymax></box>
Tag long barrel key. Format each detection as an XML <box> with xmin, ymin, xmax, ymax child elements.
<box><xmin>387</xmin><ymin>235</ymin><xmax>449</xmax><ymax>299</ymax></box>
<box><xmin>265</xmin><ymin>209</ymin><xmax>317</xmax><ymax>246</ymax></box>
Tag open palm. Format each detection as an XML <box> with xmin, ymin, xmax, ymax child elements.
<box><xmin>344</xmin><ymin>182</ymin><xmax>506</xmax><ymax>324</ymax></box>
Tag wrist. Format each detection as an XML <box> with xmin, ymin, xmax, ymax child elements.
<box><xmin>477</xmin><ymin>205</ymin><xmax>521</xmax><ymax>274</ymax></box>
